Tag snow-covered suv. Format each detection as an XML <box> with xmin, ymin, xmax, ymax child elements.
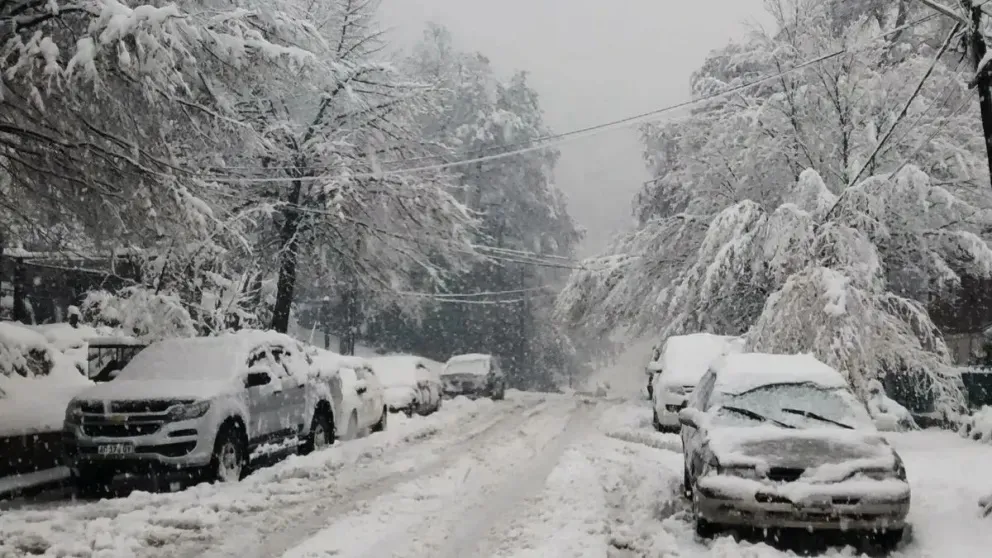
<box><xmin>62</xmin><ymin>330</ymin><xmax>336</xmax><ymax>494</ymax></box>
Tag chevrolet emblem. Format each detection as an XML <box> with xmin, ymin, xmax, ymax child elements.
<box><xmin>108</xmin><ymin>415</ymin><xmax>127</xmax><ymax>424</ymax></box>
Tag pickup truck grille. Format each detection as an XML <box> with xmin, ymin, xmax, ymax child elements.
<box><xmin>82</xmin><ymin>423</ymin><xmax>162</xmax><ymax>437</ymax></box>
<box><xmin>111</xmin><ymin>400</ymin><xmax>185</xmax><ymax>413</ymax></box>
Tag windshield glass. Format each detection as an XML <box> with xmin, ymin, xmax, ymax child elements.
<box><xmin>115</xmin><ymin>340</ymin><xmax>239</xmax><ymax>382</ymax></box>
<box><xmin>710</xmin><ymin>383</ymin><xmax>872</xmax><ymax>430</ymax></box>
<box><xmin>442</xmin><ymin>359</ymin><xmax>488</xmax><ymax>377</ymax></box>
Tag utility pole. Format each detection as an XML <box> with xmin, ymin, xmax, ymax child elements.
<box><xmin>920</xmin><ymin>0</ymin><xmax>992</xmax><ymax>188</ymax></box>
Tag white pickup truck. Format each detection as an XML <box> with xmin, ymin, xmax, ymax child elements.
<box><xmin>62</xmin><ymin>330</ymin><xmax>340</xmax><ymax>495</ymax></box>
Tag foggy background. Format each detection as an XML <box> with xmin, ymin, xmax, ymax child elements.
<box><xmin>380</xmin><ymin>0</ymin><xmax>769</xmax><ymax>256</ymax></box>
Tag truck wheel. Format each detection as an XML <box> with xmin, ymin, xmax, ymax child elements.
<box><xmin>301</xmin><ymin>409</ymin><xmax>335</xmax><ymax>454</ymax></box>
<box><xmin>73</xmin><ymin>466</ymin><xmax>115</xmax><ymax>499</ymax></box>
<box><xmin>210</xmin><ymin>424</ymin><xmax>247</xmax><ymax>483</ymax></box>
<box><xmin>372</xmin><ymin>407</ymin><xmax>388</xmax><ymax>432</ymax></box>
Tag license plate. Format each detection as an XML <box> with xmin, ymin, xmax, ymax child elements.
<box><xmin>98</xmin><ymin>443</ymin><xmax>135</xmax><ymax>456</ymax></box>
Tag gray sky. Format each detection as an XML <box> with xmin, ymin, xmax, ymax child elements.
<box><xmin>379</xmin><ymin>0</ymin><xmax>769</xmax><ymax>255</ymax></box>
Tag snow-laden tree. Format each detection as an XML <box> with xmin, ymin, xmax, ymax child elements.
<box><xmin>560</xmin><ymin>166</ymin><xmax>992</xmax><ymax>411</ymax></box>
<box><xmin>197</xmin><ymin>2</ymin><xmax>481</xmax><ymax>335</ymax></box>
<box><xmin>636</xmin><ymin>0</ymin><xmax>989</xmax><ymax>226</ymax></box>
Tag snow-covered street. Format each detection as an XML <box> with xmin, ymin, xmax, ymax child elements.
<box><xmin>1</xmin><ymin>391</ymin><xmax>990</xmax><ymax>558</ymax></box>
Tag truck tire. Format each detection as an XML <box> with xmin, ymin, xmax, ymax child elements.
<box><xmin>210</xmin><ymin>424</ymin><xmax>247</xmax><ymax>483</ymax></box>
<box><xmin>72</xmin><ymin>466</ymin><xmax>115</xmax><ymax>499</ymax></box>
<box><xmin>301</xmin><ymin>408</ymin><xmax>335</xmax><ymax>454</ymax></box>
<box><xmin>371</xmin><ymin>406</ymin><xmax>388</xmax><ymax>432</ymax></box>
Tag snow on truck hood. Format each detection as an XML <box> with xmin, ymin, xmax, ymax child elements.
<box><xmin>74</xmin><ymin>378</ymin><xmax>235</xmax><ymax>402</ymax></box>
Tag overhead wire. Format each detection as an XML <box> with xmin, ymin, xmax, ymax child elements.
<box><xmin>191</xmin><ymin>10</ymin><xmax>946</xmax><ymax>184</ymax></box>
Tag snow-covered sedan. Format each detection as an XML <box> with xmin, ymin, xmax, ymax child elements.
<box><xmin>440</xmin><ymin>353</ymin><xmax>506</xmax><ymax>400</ymax></box>
<box><xmin>368</xmin><ymin>355</ymin><xmax>442</xmax><ymax>416</ymax></box>
<box><xmin>62</xmin><ymin>331</ymin><xmax>337</xmax><ymax>494</ymax></box>
<box><xmin>310</xmin><ymin>350</ymin><xmax>388</xmax><ymax>440</ymax></box>
<box><xmin>650</xmin><ymin>333</ymin><xmax>743</xmax><ymax>432</ymax></box>
<box><xmin>679</xmin><ymin>353</ymin><xmax>910</xmax><ymax>549</ymax></box>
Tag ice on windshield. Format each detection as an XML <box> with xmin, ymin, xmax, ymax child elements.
<box><xmin>711</xmin><ymin>383</ymin><xmax>874</xmax><ymax>430</ymax></box>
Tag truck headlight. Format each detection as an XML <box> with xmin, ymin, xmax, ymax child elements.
<box><xmin>667</xmin><ymin>385</ymin><xmax>686</xmax><ymax>395</ymax></box>
<box><xmin>167</xmin><ymin>400</ymin><xmax>211</xmax><ymax>421</ymax></box>
<box><xmin>857</xmin><ymin>468</ymin><xmax>899</xmax><ymax>481</ymax></box>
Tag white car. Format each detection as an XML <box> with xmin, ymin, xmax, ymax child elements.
<box><xmin>63</xmin><ymin>331</ymin><xmax>335</xmax><ymax>494</ymax></box>
<box><xmin>441</xmin><ymin>353</ymin><xmax>506</xmax><ymax>400</ymax></box>
<box><xmin>368</xmin><ymin>355</ymin><xmax>442</xmax><ymax>416</ymax></box>
<box><xmin>310</xmin><ymin>350</ymin><xmax>387</xmax><ymax>440</ymax></box>
<box><xmin>679</xmin><ymin>353</ymin><xmax>910</xmax><ymax>548</ymax></box>
<box><xmin>650</xmin><ymin>333</ymin><xmax>744</xmax><ymax>432</ymax></box>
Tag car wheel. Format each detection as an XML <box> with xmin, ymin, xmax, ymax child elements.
<box><xmin>694</xmin><ymin>517</ymin><xmax>717</xmax><ymax>539</ymax></box>
<box><xmin>372</xmin><ymin>407</ymin><xmax>388</xmax><ymax>432</ymax></box>
<box><xmin>301</xmin><ymin>408</ymin><xmax>335</xmax><ymax>454</ymax></box>
<box><xmin>210</xmin><ymin>424</ymin><xmax>247</xmax><ymax>483</ymax></box>
<box><xmin>72</xmin><ymin>466</ymin><xmax>115</xmax><ymax>499</ymax></box>
<box><xmin>872</xmin><ymin>528</ymin><xmax>904</xmax><ymax>552</ymax></box>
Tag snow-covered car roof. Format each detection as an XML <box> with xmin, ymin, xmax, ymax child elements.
<box><xmin>368</xmin><ymin>355</ymin><xmax>435</xmax><ymax>387</ymax></box>
<box><xmin>311</xmin><ymin>349</ymin><xmax>369</xmax><ymax>372</ymax></box>
<box><xmin>659</xmin><ymin>333</ymin><xmax>743</xmax><ymax>386</ymax></box>
<box><xmin>712</xmin><ymin>353</ymin><xmax>848</xmax><ymax>395</ymax></box>
<box><xmin>114</xmin><ymin>329</ymin><xmax>304</xmax><ymax>382</ymax></box>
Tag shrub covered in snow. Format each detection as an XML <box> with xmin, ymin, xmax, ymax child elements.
<box><xmin>81</xmin><ymin>286</ymin><xmax>198</xmax><ymax>342</ymax></box>
<box><xmin>958</xmin><ymin>406</ymin><xmax>992</xmax><ymax>443</ymax></box>
<box><xmin>558</xmin><ymin>167</ymin><xmax>982</xmax><ymax>414</ymax></box>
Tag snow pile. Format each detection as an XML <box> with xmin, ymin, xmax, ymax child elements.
<box><xmin>442</xmin><ymin>353</ymin><xmax>491</xmax><ymax>376</ymax></box>
<box><xmin>0</xmin><ymin>322</ymin><xmax>92</xmax><ymax>436</ymax></box>
<box><xmin>81</xmin><ymin>286</ymin><xmax>198</xmax><ymax>342</ymax></box>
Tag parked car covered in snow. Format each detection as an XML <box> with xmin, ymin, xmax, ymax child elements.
<box><xmin>650</xmin><ymin>333</ymin><xmax>743</xmax><ymax>432</ymax></box>
<box><xmin>62</xmin><ymin>330</ymin><xmax>337</xmax><ymax>494</ymax></box>
<box><xmin>368</xmin><ymin>355</ymin><xmax>442</xmax><ymax>416</ymax></box>
<box><xmin>310</xmin><ymin>350</ymin><xmax>388</xmax><ymax>440</ymax></box>
<box><xmin>86</xmin><ymin>337</ymin><xmax>147</xmax><ymax>383</ymax></box>
<box><xmin>679</xmin><ymin>353</ymin><xmax>910</xmax><ymax>549</ymax></box>
<box><xmin>441</xmin><ymin>353</ymin><xmax>506</xmax><ymax>400</ymax></box>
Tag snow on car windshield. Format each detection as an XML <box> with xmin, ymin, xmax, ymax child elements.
<box><xmin>115</xmin><ymin>339</ymin><xmax>242</xmax><ymax>381</ymax></box>
<box><xmin>711</xmin><ymin>383</ymin><xmax>873</xmax><ymax>430</ymax></box>
<box><xmin>442</xmin><ymin>358</ymin><xmax>488</xmax><ymax>377</ymax></box>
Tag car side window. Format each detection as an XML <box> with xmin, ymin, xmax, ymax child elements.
<box><xmin>269</xmin><ymin>346</ymin><xmax>292</xmax><ymax>377</ymax></box>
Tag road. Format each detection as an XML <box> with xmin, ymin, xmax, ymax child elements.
<box><xmin>1</xmin><ymin>391</ymin><xmax>990</xmax><ymax>557</ymax></box>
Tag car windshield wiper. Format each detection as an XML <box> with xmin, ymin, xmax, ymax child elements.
<box><xmin>721</xmin><ymin>406</ymin><xmax>796</xmax><ymax>429</ymax></box>
<box><xmin>780</xmin><ymin>408</ymin><xmax>854</xmax><ymax>430</ymax></box>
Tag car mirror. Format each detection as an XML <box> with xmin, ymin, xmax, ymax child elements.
<box><xmin>678</xmin><ymin>408</ymin><xmax>701</xmax><ymax>429</ymax></box>
<box><xmin>246</xmin><ymin>369</ymin><xmax>272</xmax><ymax>388</ymax></box>
<box><xmin>355</xmin><ymin>379</ymin><xmax>368</xmax><ymax>394</ymax></box>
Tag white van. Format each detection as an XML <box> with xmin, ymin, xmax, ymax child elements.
<box><xmin>650</xmin><ymin>333</ymin><xmax>744</xmax><ymax>432</ymax></box>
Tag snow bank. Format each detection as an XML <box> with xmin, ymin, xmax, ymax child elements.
<box><xmin>0</xmin><ymin>322</ymin><xmax>92</xmax><ymax>436</ymax></box>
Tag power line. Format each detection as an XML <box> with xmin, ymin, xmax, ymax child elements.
<box><xmin>192</xmin><ymin>12</ymin><xmax>943</xmax><ymax>184</ymax></box>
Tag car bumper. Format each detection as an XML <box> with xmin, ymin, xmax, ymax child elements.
<box><xmin>63</xmin><ymin>417</ymin><xmax>215</xmax><ymax>472</ymax></box>
<box><xmin>695</xmin><ymin>486</ymin><xmax>910</xmax><ymax>531</ymax></box>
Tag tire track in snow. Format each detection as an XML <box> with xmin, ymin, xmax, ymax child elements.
<box><xmin>280</xmin><ymin>397</ymin><xmax>591</xmax><ymax>558</ymax></box>
<box><xmin>188</xmin><ymin>396</ymin><xmax>553</xmax><ymax>558</ymax></box>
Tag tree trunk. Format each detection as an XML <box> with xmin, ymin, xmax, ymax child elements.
<box><xmin>271</xmin><ymin>179</ymin><xmax>304</xmax><ymax>334</ymax></box>
<box><xmin>12</xmin><ymin>257</ymin><xmax>27</xmax><ymax>324</ymax></box>
<box><xmin>967</xmin><ymin>3</ymin><xmax>992</xmax><ymax>189</ymax></box>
